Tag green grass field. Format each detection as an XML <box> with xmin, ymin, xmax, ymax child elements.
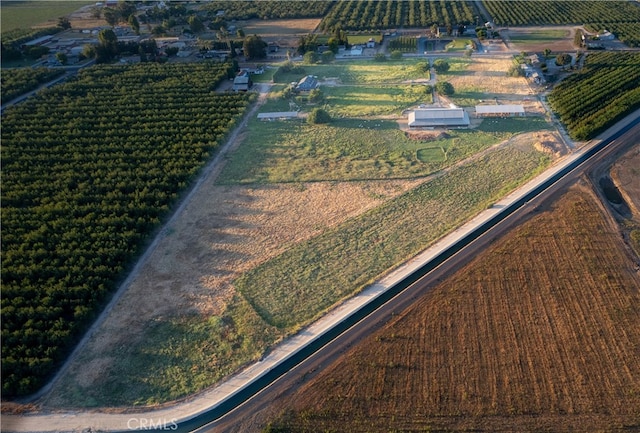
<box><xmin>0</xmin><ymin>1</ymin><xmax>91</xmax><ymax>31</ymax></box>
<box><xmin>508</xmin><ymin>29</ymin><xmax>571</xmax><ymax>44</ymax></box>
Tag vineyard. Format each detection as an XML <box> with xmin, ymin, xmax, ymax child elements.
<box><xmin>318</xmin><ymin>0</ymin><xmax>479</xmax><ymax>32</ymax></box>
<box><xmin>548</xmin><ymin>52</ymin><xmax>640</xmax><ymax>141</ymax></box>
<box><xmin>0</xmin><ymin>62</ymin><xmax>252</xmax><ymax>397</ymax></box>
<box><xmin>0</xmin><ymin>67</ymin><xmax>64</xmax><ymax>104</ymax></box>
<box><xmin>259</xmin><ymin>185</ymin><xmax>640</xmax><ymax>432</ymax></box>
<box><xmin>387</xmin><ymin>36</ymin><xmax>417</xmax><ymax>53</ymax></box>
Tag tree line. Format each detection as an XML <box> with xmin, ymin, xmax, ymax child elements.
<box><xmin>548</xmin><ymin>52</ymin><xmax>640</xmax><ymax>140</ymax></box>
<box><xmin>1</xmin><ymin>62</ymin><xmax>253</xmax><ymax>397</ymax></box>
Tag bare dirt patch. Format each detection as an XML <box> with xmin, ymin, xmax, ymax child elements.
<box><xmin>43</xmin><ymin>175</ymin><xmax>425</xmax><ymax>404</ymax></box>
<box><xmin>451</xmin><ymin>57</ymin><xmax>530</xmax><ymax>95</ymax></box>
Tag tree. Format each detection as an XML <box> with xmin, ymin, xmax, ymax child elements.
<box><xmin>243</xmin><ymin>35</ymin><xmax>267</xmax><ymax>60</ymax></box>
<box><xmin>98</xmin><ymin>28</ymin><xmax>119</xmax><ymax>58</ymax></box>
<box><xmin>543</xmin><ymin>48</ymin><xmax>552</xmax><ymax>58</ymax></box>
<box><xmin>55</xmin><ymin>52</ymin><xmax>68</xmax><ymax>65</ymax></box>
<box><xmin>303</xmin><ymin>50</ymin><xmax>319</xmax><ymax>64</ymax></box>
<box><xmin>435</xmin><ymin>81</ymin><xmax>455</xmax><ymax>96</ymax></box>
<box><xmin>57</xmin><ymin>17</ymin><xmax>71</xmax><ymax>30</ymax></box>
<box><xmin>555</xmin><ymin>53</ymin><xmax>572</xmax><ymax>66</ymax></box>
<box><xmin>236</xmin><ymin>28</ymin><xmax>245</xmax><ymax>38</ymax></box>
<box><xmin>129</xmin><ymin>14</ymin><xmax>140</xmax><ymax>35</ymax></box>
<box><xmin>390</xmin><ymin>50</ymin><xmax>403</xmax><ymax>60</ymax></box>
<box><xmin>307</xmin><ymin>108</ymin><xmax>331</xmax><ymax>124</ymax></box>
<box><xmin>433</xmin><ymin>58</ymin><xmax>450</xmax><ymax>73</ymax></box>
<box><xmin>188</xmin><ymin>15</ymin><xmax>205</xmax><ymax>34</ymax></box>
<box><xmin>321</xmin><ymin>51</ymin><xmax>335</xmax><ymax>63</ymax></box>
<box><xmin>308</xmin><ymin>88</ymin><xmax>324</xmax><ymax>103</ymax></box>
<box><xmin>103</xmin><ymin>8</ymin><xmax>119</xmax><ymax>26</ymax></box>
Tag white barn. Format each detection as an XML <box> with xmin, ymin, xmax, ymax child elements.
<box><xmin>475</xmin><ymin>104</ymin><xmax>525</xmax><ymax>117</ymax></box>
<box><xmin>408</xmin><ymin>107</ymin><xmax>470</xmax><ymax>127</ymax></box>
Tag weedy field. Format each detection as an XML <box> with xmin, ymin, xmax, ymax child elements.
<box><xmin>257</xmin><ymin>182</ymin><xmax>640</xmax><ymax>433</ymax></box>
<box><xmin>42</xmin><ymin>58</ymin><xmax>558</xmax><ymax>407</ymax></box>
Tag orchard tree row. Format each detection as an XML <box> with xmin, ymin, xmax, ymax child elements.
<box><xmin>483</xmin><ymin>0</ymin><xmax>640</xmax><ymax>27</ymax></box>
<box><xmin>1</xmin><ymin>62</ymin><xmax>253</xmax><ymax>397</ymax></box>
<box><xmin>319</xmin><ymin>0</ymin><xmax>479</xmax><ymax>32</ymax></box>
<box><xmin>202</xmin><ymin>0</ymin><xmax>332</xmax><ymax>20</ymax></box>
<box><xmin>0</xmin><ymin>67</ymin><xmax>64</xmax><ymax>104</ymax></box>
<box><xmin>548</xmin><ymin>53</ymin><xmax>640</xmax><ymax>141</ymax></box>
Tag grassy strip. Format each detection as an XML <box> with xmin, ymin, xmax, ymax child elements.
<box><xmin>235</xmin><ymin>144</ymin><xmax>551</xmax><ymax>330</ymax></box>
<box><xmin>272</xmin><ymin>60</ymin><xmax>430</xmax><ymax>85</ymax></box>
<box><xmin>324</xmin><ymin>84</ymin><xmax>431</xmax><ymax>117</ymax></box>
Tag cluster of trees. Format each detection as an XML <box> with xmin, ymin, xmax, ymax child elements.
<box><xmin>548</xmin><ymin>53</ymin><xmax>640</xmax><ymax>140</ymax></box>
<box><xmin>319</xmin><ymin>0</ymin><xmax>479</xmax><ymax>32</ymax></box>
<box><xmin>1</xmin><ymin>27</ymin><xmax>62</xmax><ymax>64</ymax></box>
<box><xmin>0</xmin><ymin>67</ymin><xmax>64</xmax><ymax>104</ymax></box>
<box><xmin>1</xmin><ymin>62</ymin><xmax>253</xmax><ymax>397</ymax></box>
<box><xmin>484</xmin><ymin>0</ymin><xmax>640</xmax><ymax>27</ymax></box>
<box><xmin>202</xmin><ymin>1</ymin><xmax>331</xmax><ymax>20</ymax></box>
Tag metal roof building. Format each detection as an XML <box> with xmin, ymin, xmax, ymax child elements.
<box><xmin>475</xmin><ymin>104</ymin><xmax>525</xmax><ymax>117</ymax></box>
<box><xmin>408</xmin><ymin>107</ymin><xmax>470</xmax><ymax>127</ymax></box>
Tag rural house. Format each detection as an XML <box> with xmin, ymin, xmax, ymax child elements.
<box><xmin>296</xmin><ymin>75</ymin><xmax>318</xmax><ymax>92</ymax></box>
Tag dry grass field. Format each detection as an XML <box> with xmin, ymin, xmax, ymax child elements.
<box><xmin>254</xmin><ymin>182</ymin><xmax>640</xmax><ymax>432</ymax></box>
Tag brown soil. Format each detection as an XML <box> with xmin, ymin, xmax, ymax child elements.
<box><xmin>251</xmin><ymin>182</ymin><xmax>640</xmax><ymax>432</ymax></box>
<box><xmin>611</xmin><ymin>146</ymin><xmax>640</xmax><ymax>218</ymax></box>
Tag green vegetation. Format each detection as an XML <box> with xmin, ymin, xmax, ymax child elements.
<box><xmin>217</xmin><ymin>113</ymin><xmax>537</xmax><ymax>184</ymax></box>
<box><xmin>323</xmin><ymin>84</ymin><xmax>431</xmax><ymax>117</ymax></box>
<box><xmin>483</xmin><ymin>0</ymin><xmax>640</xmax><ymax>47</ymax></box>
<box><xmin>201</xmin><ymin>0</ymin><xmax>332</xmax><ymax>20</ymax></box>
<box><xmin>235</xmin><ymin>144</ymin><xmax>551</xmax><ymax>330</ymax></box>
<box><xmin>319</xmin><ymin>0</ymin><xmax>480</xmax><ymax>31</ymax></box>
<box><xmin>0</xmin><ymin>67</ymin><xmax>64</xmax><ymax>104</ymax></box>
<box><xmin>0</xmin><ymin>62</ymin><xmax>252</xmax><ymax>397</ymax></box>
<box><xmin>508</xmin><ymin>29</ymin><xmax>570</xmax><ymax>44</ymax></box>
<box><xmin>0</xmin><ymin>1</ymin><xmax>92</xmax><ymax>32</ymax></box>
<box><xmin>548</xmin><ymin>52</ymin><xmax>640</xmax><ymax>140</ymax></box>
<box><xmin>483</xmin><ymin>0</ymin><xmax>640</xmax><ymax>26</ymax></box>
<box><xmin>388</xmin><ymin>36</ymin><xmax>417</xmax><ymax>53</ymax></box>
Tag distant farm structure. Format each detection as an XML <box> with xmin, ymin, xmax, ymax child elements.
<box><xmin>408</xmin><ymin>105</ymin><xmax>470</xmax><ymax>127</ymax></box>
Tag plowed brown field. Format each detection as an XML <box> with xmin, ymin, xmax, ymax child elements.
<box><xmin>257</xmin><ymin>182</ymin><xmax>640</xmax><ymax>432</ymax></box>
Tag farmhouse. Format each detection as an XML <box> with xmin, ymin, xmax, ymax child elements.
<box><xmin>296</xmin><ymin>75</ymin><xmax>318</xmax><ymax>92</ymax></box>
<box><xmin>408</xmin><ymin>106</ymin><xmax>470</xmax><ymax>127</ymax></box>
<box><xmin>475</xmin><ymin>104</ymin><xmax>525</xmax><ymax>117</ymax></box>
<box><xmin>232</xmin><ymin>70</ymin><xmax>252</xmax><ymax>92</ymax></box>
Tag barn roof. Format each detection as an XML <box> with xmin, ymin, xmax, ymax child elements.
<box><xmin>475</xmin><ymin>105</ymin><xmax>524</xmax><ymax>115</ymax></box>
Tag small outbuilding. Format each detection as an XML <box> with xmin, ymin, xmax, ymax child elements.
<box><xmin>233</xmin><ymin>70</ymin><xmax>252</xmax><ymax>91</ymax></box>
<box><xmin>408</xmin><ymin>107</ymin><xmax>470</xmax><ymax>127</ymax></box>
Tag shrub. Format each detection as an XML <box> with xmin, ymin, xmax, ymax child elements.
<box><xmin>307</xmin><ymin>107</ymin><xmax>331</xmax><ymax>124</ymax></box>
<box><xmin>435</xmin><ymin>81</ymin><xmax>455</xmax><ymax>95</ymax></box>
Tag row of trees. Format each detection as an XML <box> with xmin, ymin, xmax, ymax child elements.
<box><xmin>484</xmin><ymin>0</ymin><xmax>640</xmax><ymax>27</ymax></box>
<box><xmin>319</xmin><ymin>0</ymin><xmax>479</xmax><ymax>32</ymax></box>
<box><xmin>202</xmin><ymin>0</ymin><xmax>332</xmax><ymax>21</ymax></box>
<box><xmin>0</xmin><ymin>67</ymin><xmax>64</xmax><ymax>104</ymax></box>
<box><xmin>1</xmin><ymin>62</ymin><xmax>253</xmax><ymax>397</ymax></box>
<box><xmin>548</xmin><ymin>53</ymin><xmax>640</xmax><ymax>140</ymax></box>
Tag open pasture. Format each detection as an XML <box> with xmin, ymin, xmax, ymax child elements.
<box><xmin>0</xmin><ymin>1</ymin><xmax>91</xmax><ymax>31</ymax></box>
